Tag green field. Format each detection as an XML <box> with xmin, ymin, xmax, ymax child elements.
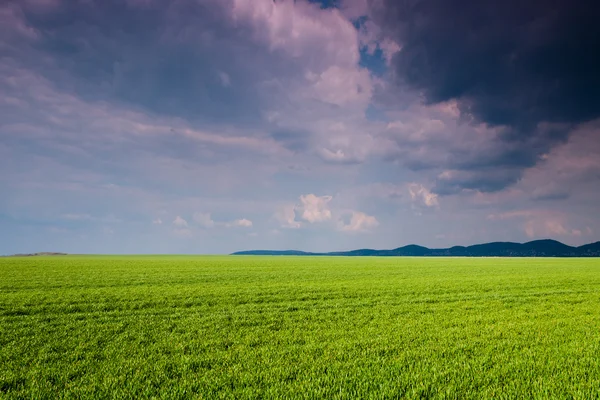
<box><xmin>1</xmin><ymin>256</ymin><xmax>599</xmax><ymax>399</ymax></box>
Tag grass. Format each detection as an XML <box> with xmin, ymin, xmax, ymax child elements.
<box><xmin>1</xmin><ymin>255</ymin><xmax>599</xmax><ymax>399</ymax></box>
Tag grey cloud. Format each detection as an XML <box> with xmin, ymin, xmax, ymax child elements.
<box><xmin>530</xmin><ymin>191</ymin><xmax>570</xmax><ymax>202</ymax></box>
<box><xmin>378</xmin><ymin>104</ymin><xmax>598</xmax><ymax>194</ymax></box>
<box><xmin>2</xmin><ymin>0</ymin><xmax>599</xmax><ymax>254</ymax></box>
<box><xmin>317</xmin><ymin>147</ymin><xmax>366</xmax><ymax>165</ymax></box>
<box><xmin>269</xmin><ymin>129</ymin><xmax>311</xmax><ymax>153</ymax></box>
<box><xmin>377</xmin><ymin>103</ymin><xmax>529</xmax><ymax>193</ymax></box>
<box><xmin>515</xmin><ymin>121</ymin><xmax>600</xmax><ymax>202</ymax></box>
<box><xmin>4</xmin><ymin>0</ymin><xmax>298</xmax><ymax>127</ymax></box>
<box><xmin>433</xmin><ymin>168</ymin><xmax>523</xmax><ymax>195</ymax></box>
<box><xmin>372</xmin><ymin>0</ymin><xmax>600</xmax><ymax>129</ymax></box>
<box><xmin>2</xmin><ymin>0</ymin><xmax>374</xmax><ymax>166</ymax></box>
<box><xmin>367</xmin><ymin>0</ymin><xmax>600</xmax><ymax>193</ymax></box>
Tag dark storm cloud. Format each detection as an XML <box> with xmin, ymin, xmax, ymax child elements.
<box><xmin>4</xmin><ymin>0</ymin><xmax>300</xmax><ymax>127</ymax></box>
<box><xmin>370</xmin><ymin>0</ymin><xmax>600</xmax><ymax>193</ymax></box>
<box><xmin>433</xmin><ymin>168</ymin><xmax>523</xmax><ymax>195</ymax></box>
<box><xmin>372</xmin><ymin>0</ymin><xmax>600</xmax><ymax>129</ymax></box>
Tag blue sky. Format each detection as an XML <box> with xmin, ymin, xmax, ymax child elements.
<box><xmin>1</xmin><ymin>0</ymin><xmax>599</xmax><ymax>254</ymax></box>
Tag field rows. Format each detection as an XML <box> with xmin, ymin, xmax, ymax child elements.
<box><xmin>1</xmin><ymin>256</ymin><xmax>600</xmax><ymax>398</ymax></box>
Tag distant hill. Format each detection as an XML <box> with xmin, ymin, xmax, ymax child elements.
<box><xmin>7</xmin><ymin>252</ymin><xmax>68</xmax><ymax>257</ymax></box>
<box><xmin>232</xmin><ymin>240</ymin><xmax>600</xmax><ymax>257</ymax></box>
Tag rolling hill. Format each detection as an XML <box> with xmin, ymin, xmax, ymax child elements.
<box><xmin>232</xmin><ymin>240</ymin><xmax>600</xmax><ymax>257</ymax></box>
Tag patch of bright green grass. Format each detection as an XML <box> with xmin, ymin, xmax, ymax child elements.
<box><xmin>1</xmin><ymin>256</ymin><xmax>599</xmax><ymax>398</ymax></box>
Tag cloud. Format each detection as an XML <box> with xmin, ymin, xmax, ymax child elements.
<box><xmin>0</xmin><ymin>62</ymin><xmax>289</xmax><ymax>158</ymax></box>
<box><xmin>172</xmin><ymin>216</ymin><xmax>188</xmax><ymax>227</ymax></box>
<box><xmin>4</xmin><ymin>0</ymin><xmax>270</xmax><ymax>125</ymax></box>
<box><xmin>228</xmin><ymin>218</ymin><xmax>253</xmax><ymax>228</ymax></box>
<box><xmin>486</xmin><ymin>210</ymin><xmax>536</xmax><ymax>221</ymax></box>
<box><xmin>193</xmin><ymin>212</ymin><xmax>215</xmax><ymax>228</ymax></box>
<box><xmin>433</xmin><ymin>168</ymin><xmax>522</xmax><ymax>195</ymax></box>
<box><xmin>218</xmin><ymin>71</ymin><xmax>231</xmax><ymax>87</ymax></box>
<box><xmin>317</xmin><ymin>146</ymin><xmax>366</xmax><ymax>165</ymax></box>
<box><xmin>1</xmin><ymin>0</ymin><xmax>599</xmax><ymax>254</ymax></box>
<box><xmin>298</xmin><ymin>194</ymin><xmax>332</xmax><ymax>223</ymax></box>
<box><xmin>367</xmin><ymin>0</ymin><xmax>600</xmax><ymax>190</ymax></box>
<box><xmin>1</xmin><ymin>0</ymin><xmax>378</xmax><ymax>178</ymax></box>
<box><xmin>274</xmin><ymin>194</ymin><xmax>333</xmax><ymax>228</ymax></box>
<box><xmin>61</xmin><ymin>213</ymin><xmax>122</xmax><ymax>223</ymax></box>
<box><xmin>175</xmin><ymin>213</ymin><xmax>253</xmax><ymax>229</ymax></box>
<box><xmin>378</xmin><ymin>100</ymin><xmax>539</xmax><ymax>193</ymax></box>
<box><xmin>524</xmin><ymin>220</ymin><xmax>582</xmax><ymax>239</ymax></box>
<box><xmin>372</xmin><ymin>0</ymin><xmax>600</xmax><ymax>128</ymax></box>
<box><xmin>62</xmin><ymin>213</ymin><xmax>94</xmax><ymax>221</ymax></box>
<box><xmin>338</xmin><ymin>211</ymin><xmax>379</xmax><ymax>232</ymax></box>
<box><xmin>408</xmin><ymin>184</ymin><xmax>439</xmax><ymax>208</ymax></box>
<box><xmin>516</xmin><ymin>121</ymin><xmax>600</xmax><ymax>200</ymax></box>
<box><xmin>302</xmin><ymin>65</ymin><xmax>372</xmax><ymax>107</ymax></box>
<box><xmin>5</xmin><ymin>0</ymin><xmax>371</xmax><ymax>136</ymax></box>
<box><xmin>487</xmin><ymin>210</ymin><xmax>587</xmax><ymax>239</ymax></box>
<box><xmin>232</xmin><ymin>0</ymin><xmax>360</xmax><ymax>69</ymax></box>
<box><xmin>275</xmin><ymin>204</ymin><xmax>302</xmax><ymax>229</ymax></box>
<box><xmin>0</xmin><ymin>2</ymin><xmax>39</xmax><ymax>43</ymax></box>
<box><xmin>275</xmin><ymin>193</ymin><xmax>379</xmax><ymax>234</ymax></box>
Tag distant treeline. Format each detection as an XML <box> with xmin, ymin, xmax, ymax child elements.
<box><xmin>233</xmin><ymin>239</ymin><xmax>600</xmax><ymax>257</ymax></box>
<box><xmin>7</xmin><ymin>252</ymin><xmax>68</xmax><ymax>257</ymax></box>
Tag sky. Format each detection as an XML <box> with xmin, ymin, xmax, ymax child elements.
<box><xmin>1</xmin><ymin>0</ymin><xmax>599</xmax><ymax>254</ymax></box>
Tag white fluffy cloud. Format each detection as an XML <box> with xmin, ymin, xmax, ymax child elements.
<box><xmin>275</xmin><ymin>204</ymin><xmax>302</xmax><ymax>228</ymax></box>
<box><xmin>338</xmin><ymin>211</ymin><xmax>379</xmax><ymax>232</ymax></box>
<box><xmin>408</xmin><ymin>184</ymin><xmax>439</xmax><ymax>208</ymax></box>
<box><xmin>303</xmin><ymin>65</ymin><xmax>372</xmax><ymax>107</ymax></box>
<box><xmin>172</xmin><ymin>216</ymin><xmax>188</xmax><ymax>227</ymax></box>
<box><xmin>274</xmin><ymin>195</ymin><xmax>333</xmax><ymax>227</ymax></box>
<box><xmin>275</xmin><ymin>194</ymin><xmax>379</xmax><ymax>234</ymax></box>
<box><xmin>232</xmin><ymin>0</ymin><xmax>360</xmax><ymax>69</ymax></box>
<box><xmin>228</xmin><ymin>218</ymin><xmax>253</xmax><ymax>228</ymax></box>
<box><xmin>193</xmin><ymin>212</ymin><xmax>215</xmax><ymax>228</ymax></box>
<box><xmin>171</xmin><ymin>214</ymin><xmax>253</xmax><ymax>229</ymax></box>
<box><xmin>298</xmin><ymin>194</ymin><xmax>332</xmax><ymax>223</ymax></box>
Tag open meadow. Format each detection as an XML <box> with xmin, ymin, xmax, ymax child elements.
<box><xmin>1</xmin><ymin>256</ymin><xmax>599</xmax><ymax>399</ymax></box>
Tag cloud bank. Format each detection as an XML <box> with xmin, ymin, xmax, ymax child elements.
<box><xmin>0</xmin><ymin>0</ymin><xmax>598</xmax><ymax>254</ymax></box>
